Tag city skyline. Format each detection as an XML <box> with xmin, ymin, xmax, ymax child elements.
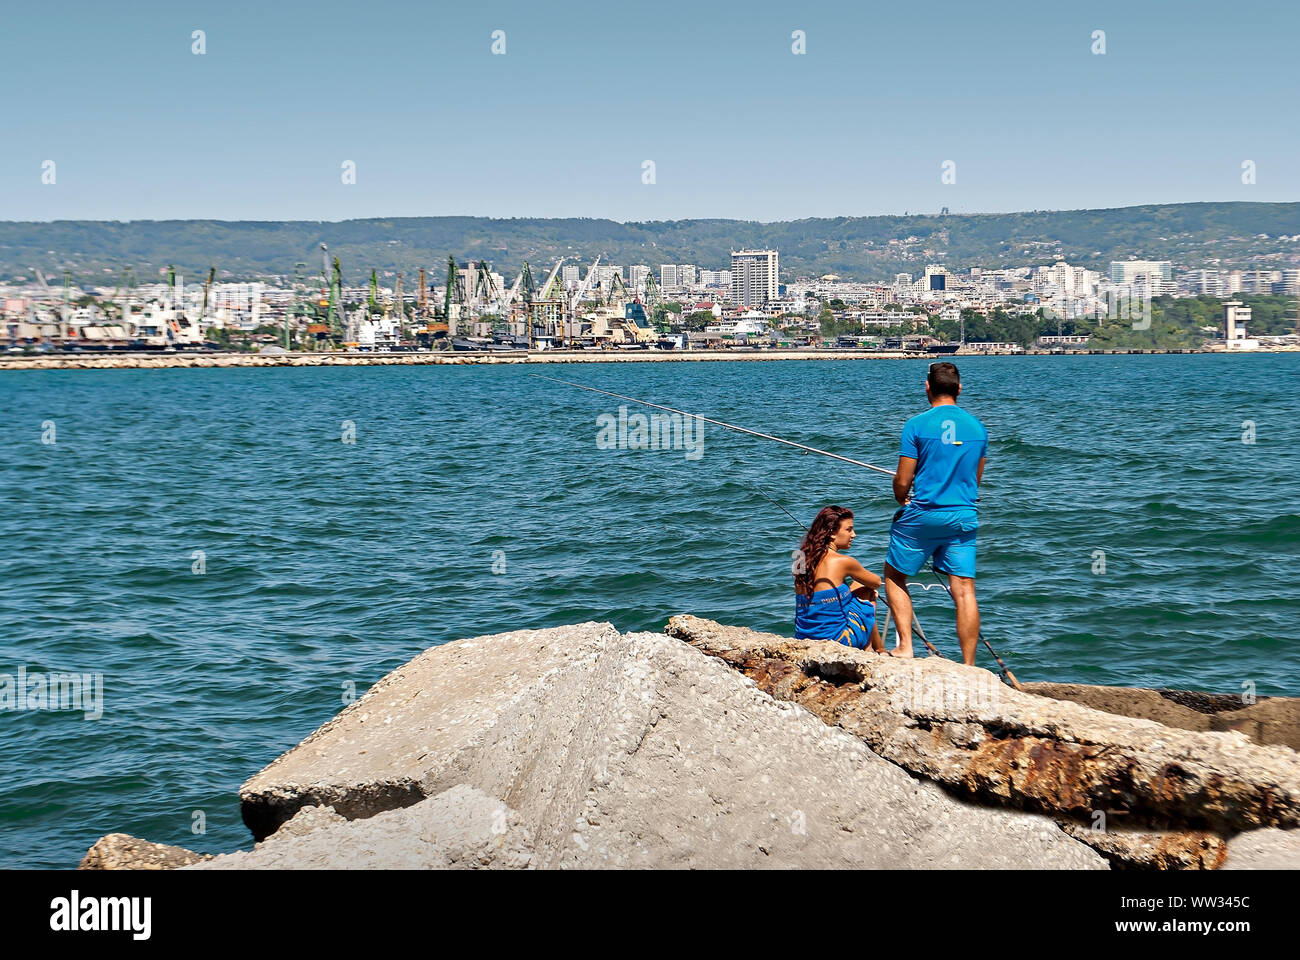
<box><xmin>4</xmin><ymin>1</ymin><xmax>1299</xmax><ymax>222</ymax></box>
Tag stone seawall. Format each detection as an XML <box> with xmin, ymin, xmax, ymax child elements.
<box><xmin>10</xmin><ymin>346</ymin><xmax>1300</xmax><ymax>372</ymax></box>
<box><xmin>0</xmin><ymin>349</ymin><xmax>915</xmax><ymax>371</ymax></box>
<box><xmin>79</xmin><ymin>618</ymin><xmax>1299</xmax><ymax>870</ymax></box>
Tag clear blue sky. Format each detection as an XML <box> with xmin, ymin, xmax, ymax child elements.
<box><xmin>3</xmin><ymin>0</ymin><xmax>1297</xmax><ymax>222</ymax></box>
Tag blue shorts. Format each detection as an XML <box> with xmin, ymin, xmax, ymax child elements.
<box><xmin>885</xmin><ymin>505</ymin><xmax>978</xmax><ymax>578</ymax></box>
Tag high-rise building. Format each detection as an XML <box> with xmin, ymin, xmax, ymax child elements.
<box><xmin>660</xmin><ymin>264</ymin><xmax>679</xmax><ymax>289</ymax></box>
<box><xmin>562</xmin><ymin>265</ymin><xmax>579</xmax><ymax>285</ymax></box>
<box><xmin>1110</xmin><ymin>260</ymin><xmax>1172</xmax><ymax>284</ymax></box>
<box><xmin>677</xmin><ymin>265</ymin><xmax>697</xmax><ymax>287</ymax></box>
<box><xmin>1110</xmin><ymin>260</ymin><xmax>1174</xmax><ymax>296</ymax></box>
<box><xmin>1181</xmin><ymin>269</ymin><xmax>1223</xmax><ymax>296</ymax></box>
<box><xmin>730</xmin><ymin>250</ymin><xmax>779</xmax><ymax>307</ymax></box>
<box><xmin>1241</xmin><ymin>270</ymin><xmax>1278</xmax><ymax>294</ymax></box>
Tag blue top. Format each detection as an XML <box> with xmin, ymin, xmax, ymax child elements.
<box><xmin>899</xmin><ymin>404</ymin><xmax>988</xmax><ymax>509</ymax></box>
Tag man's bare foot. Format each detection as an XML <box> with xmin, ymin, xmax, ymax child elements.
<box><xmin>889</xmin><ymin>647</ymin><xmax>914</xmax><ymax>659</ymax></box>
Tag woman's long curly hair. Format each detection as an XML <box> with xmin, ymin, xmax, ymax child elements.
<box><xmin>794</xmin><ymin>505</ymin><xmax>853</xmax><ymax>597</ymax></box>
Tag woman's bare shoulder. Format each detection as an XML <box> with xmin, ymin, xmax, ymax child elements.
<box><xmin>818</xmin><ymin>554</ymin><xmax>852</xmax><ymax>581</ymax></box>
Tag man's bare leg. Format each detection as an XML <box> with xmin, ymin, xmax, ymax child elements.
<box><xmin>883</xmin><ymin>563</ymin><xmax>913</xmax><ymax>657</ymax></box>
<box><xmin>947</xmin><ymin>573</ymin><xmax>979</xmax><ymax>665</ymax></box>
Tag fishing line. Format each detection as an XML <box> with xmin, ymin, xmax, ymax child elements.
<box><xmin>746</xmin><ymin>482</ymin><xmax>808</xmax><ymax>532</ymax></box>
<box><xmin>539</xmin><ymin>375</ymin><xmax>1019</xmax><ymax>675</ymax></box>
<box><xmin>531</xmin><ymin>374</ymin><xmax>897</xmax><ymax>476</ymax></box>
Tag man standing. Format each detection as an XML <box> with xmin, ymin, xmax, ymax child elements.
<box><xmin>883</xmin><ymin>362</ymin><xmax>987</xmax><ymax>664</ymax></box>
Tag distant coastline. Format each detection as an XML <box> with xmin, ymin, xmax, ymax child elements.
<box><xmin>5</xmin><ymin>345</ymin><xmax>1296</xmax><ymax>372</ymax></box>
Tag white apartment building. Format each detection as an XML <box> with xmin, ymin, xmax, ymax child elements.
<box><xmin>1034</xmin><ymin>262</ymin><xmax>1099</xmax><ymax>299</ymax></box>
<box><xmin>1110</xmin><ymin>260</ymin><xmax>1174</xmax><ymax>295</ymax></box>
<box><xmin>730</xmin><ymin>250</ymin><xmax>779</xmax><ymax>307</ymax></box>
<box><xmin>922</xmin><ymin>264</ymin><xmax>948</xmax><ymax>293</ymax></box>
<box><xmin>1241</xmin><ymin>270</ymin><xmax>1279</xmax><ymax>294</ymax></box>
<box><xmin>1181</xmin><ymin>269</ymin><xmax>1223</xmax><ymax>296</ymax></box>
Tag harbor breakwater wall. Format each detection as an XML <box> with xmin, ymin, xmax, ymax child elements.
<box><xmin>80</xmin><ymin>618</ymin><xmax>1300</xmax><ymax>870</ymax></box>
<box><xmin>3</xmin><ymin>349</ymin><xmax>917</xmax><ymax>371</ymax></box>
<box><xmin>10</xmin><ymin>345</ymin><xmax>1285</xmax><ymax>372</ymax></box>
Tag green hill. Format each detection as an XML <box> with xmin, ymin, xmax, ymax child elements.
<box><xmin>2</xmin><ymin>202</ymin><xmax>1297</xmax><ymax>285</ymax></box>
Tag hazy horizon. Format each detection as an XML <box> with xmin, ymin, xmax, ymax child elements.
<box><xmin>3</xmin><ymin>198</ymin><xmax>1298</xmax><ymax>227</ymax></box>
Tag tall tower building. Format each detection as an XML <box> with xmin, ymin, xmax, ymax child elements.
<box><xmin>730</xmin><ymin>249</ymin><xmax>779</xmax><ymax>307</ymax></box>
<box><xmin>1224</xmin><ymin>300</ymin><xmax>1251</xmax><ymax>341</ymax></box>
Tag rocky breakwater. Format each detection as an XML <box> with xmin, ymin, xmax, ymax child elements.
<box><xmin>1</xmin><ymin>348</ymin><xmax>911</xmax><ymax>372</ymax></box>
<box><xmin>665</xmin><ymin>616</ymin><xmax>1300</xmax><ymax>870</ymax></box>
<box><xmin>79</xmin><ymin>617</ymin><xmax>1298</xmax><ymax>869</ymax></box>
<box><xmin>83</xmin><ymin>621</ymin><xmax>1111</xmax><ymax>869</ymax></box>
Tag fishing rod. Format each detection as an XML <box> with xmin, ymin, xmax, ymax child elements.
<box><xmin>530</xmin><ymin>375</ymin><xmax>897</xmax><ymax>477</ymax></box>
<box><xmin>927</xmin><ymin>567</ymin><xmax>1022</xmax><ymax>690</ymax></box>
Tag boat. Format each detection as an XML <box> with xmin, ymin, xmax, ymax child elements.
<box><xmin>491</xmin><ymin>333</ymin><xmax>530</xmax><ymax>350</ymax></box>
<box><xmin>451</xmin><ymin>336</ymin><xmax>496</xmax><ymax>351</ymax></box>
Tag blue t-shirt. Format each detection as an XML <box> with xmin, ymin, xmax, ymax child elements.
<box><xmin>899</xmin><ymin>405</ymin><xmax>988</xmax><ymax>509</ymax></box>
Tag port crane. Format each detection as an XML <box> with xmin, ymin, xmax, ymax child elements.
<box><xmin>319</xmin><ymin>244</ymin><xmax>345</xmax><ymax>343</ymax></box>
<box><xmin>518</xmin><ymin>261</ymin><xmax>537</xmax><ymax>348</ymax></box>
<box><xmin>605</xmin><ymin>271</ymin><xmax>629</xmax><ymax>306</ymax></box>
<box><xmin>443</xmin><ymin>256</ymin><xmax>465</xmax><ymax>331</ymax></box>
<box><xmin>469</xmin><ymin>261</ymin><xmax>500</xmax><ymax>315</ymax></box>
<box><xmin>571</xmin><ymin>256</ymin><xmax>600</xmax><ymax>313</ymax></box>
<box><xmin>497</xmin><ymin>271</ymin><xmax>522</xmax><ymax>319</ymax></box>
<box><xmin>535</xmin><ymin>258</ymin><xmax>566</xmax><ymax>346</ymax></box>
<box><xmin>33</xmin><ymin>268</ymin><xmax>69</xmax><ymax>339</ymax></box>
<box><xmin>538</xmin><ymin>258</ymin><xmax>565</xmax><ymax>302</ymax></box>
<box><xmin>393</xmin><ymin>272</ymin><xmax>406</xmax><ymax>339</ymax></box>
<box><xmin>199</xmin><ymin>266</ymin><xmax>215</xmax><ymax>336</ymax></box>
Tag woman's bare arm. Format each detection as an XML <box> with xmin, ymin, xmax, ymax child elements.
<box><xmin>841</xmin><ymin>556</ymin><xmax>882</xmax><ymax>598</ymax></box>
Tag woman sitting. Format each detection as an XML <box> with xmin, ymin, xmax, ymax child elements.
<box><xmin>794</xmin><ymin>505</ymin><xmax>886</xmax><ymax>653</ymax></box>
